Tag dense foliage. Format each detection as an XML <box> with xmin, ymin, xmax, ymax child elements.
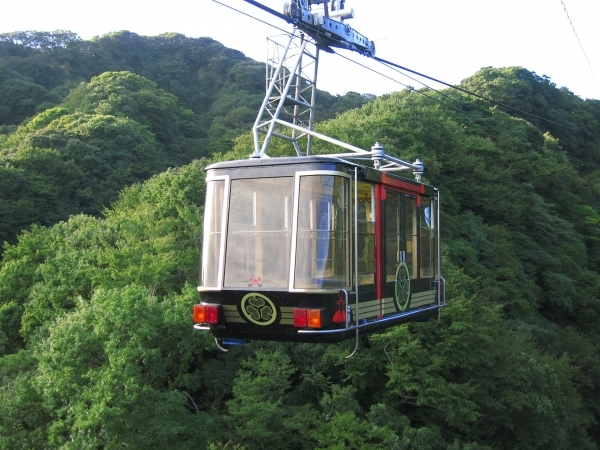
<box><xmin>0</xmin><ymin>31</ymin><xmax>370</xmax><ymax>246</ymax></box>
<box><xmin>0</xmin><ymin>30</ymin><xmax>370</xmax><ymax>148</ymax></box>
<box><xmin>0</xmin><ymin>71</ymin><xmax>203</xmax><ymax>246</ymax></box>
<box><xmin>1</xmin><ymin>30</ymin><xmax>600</xmax><ymax>449</ymax></box>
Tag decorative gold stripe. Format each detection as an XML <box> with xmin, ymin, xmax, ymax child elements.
<box><xmin>411</xmin><ymin>297</ymin><xmax>430</xmax><ymax>303</ymax></box>
<box><xmin>223</xmin><ymin>305</ymin><xmax>244</xmax><ymax>324</ymax></box>
<box><xmin>350</xmin><ymin>299</ymin><xmax>381</xmax><ymax>314</ymax></box>
<box><xmin>349</xmin><ymin>306</ymin><xmax>380</xmax><ymax>320</ymax></box>
<box><xmin>407</xmin><ymin>290</ymin><xmax>434</xmax><ymax>308</ymax></box>
<box><xmin>223</xmin><ymin>304</ymin><xmax>296</xmax><ymax>324</ymax></box>
<box><xmin>358</xmin><ymin>299</ymin><xmax>381</xmax><ymax>308</ymax></box>
<box><xmin>360</xmin><ymin>313</ymin><xmax>379</xmax><ymax>319</ymax></box>
<box><xmin>351</xmin><ymin>312</ymin><xmax>380</xmax><ymax>319</ymax></box>
<box><xmin>411</xmin><ymin>298</ymin><xmax>435</xmax><ymax>307</ymax></box>
<box><xmin>412</xmin><ymin>290</ymin><xmax>435</xmax><ymax>297</ymax></box>
<box><xmin>352</xmin><ymin>304</ymin><xmax>381</xmax><ymax>315</ymax></box>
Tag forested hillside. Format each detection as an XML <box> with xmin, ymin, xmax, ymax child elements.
<box><xmin>0</xmin><ymin>31</ymin><xmax>369</xmax><ymax>135</ymax></box>
<box><xmin>2</xmin><ymin>28</ymin><xmax>600</xmax><ymax>449</ymax></box>
<box><xmin>0</xmin><ymin>31</ymin><xmax>370</xmax><ymax>246</ymax></box>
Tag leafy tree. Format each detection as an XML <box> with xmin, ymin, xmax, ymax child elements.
<box><xmin>0</xmin><ymin>65</ymin><xmax>59</xmax><ymax>124</ymax></box>
<box><xmin>1</xmin><ymin>60</ymin><xmax>600</xmax><ymax>449</ymax></box>
<box><xmin>0</xmin><ymin>30</ymin><xmax>371</xmax><ymax>144</ymax></box>
<box><xmin>0</xmin><ymin>71</ymin><xmax>207</xmax><ymax>246</ymax></box>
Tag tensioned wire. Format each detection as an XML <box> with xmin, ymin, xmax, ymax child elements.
<box><xmin>211</xmin><ymin>0</ymin><xmax>527</xmax><ymax>141</ymax></box>
<box><xmin>213</xmin><ymin>0</ymin><xmax>594</xmax><ymax>137</ymax></box>
<box><xmin>212</xmin><ymin>0</ymin><xmax>600</xmax><ymax>165</ymax></box>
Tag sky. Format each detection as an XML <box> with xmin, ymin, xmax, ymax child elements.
<box><xmin>2</xmin><ymin>0</ymin><xmax>600</xmax><ymax>100</ymax></box>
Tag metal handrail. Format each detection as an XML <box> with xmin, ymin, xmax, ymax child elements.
<box><xmin>345</xmin><ymin>166</ymin><xmax>360</xmax><ymax>359</ymax></box>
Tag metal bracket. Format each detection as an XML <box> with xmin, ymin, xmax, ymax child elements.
<box><xmin>345</xmin><ymin>166</ymin><xmax>360</xmax><ymax>359</ymax></box>
<box><xmin>214</xmin><ymin>338</ymin><xmax>229</xmax><ymax>352</ymax></box>
<box><xmin>252</xmin><ymin>30</ymin><xmax>318</xmax><ymax>158</ymax></box>
<box><xmin>250</xmin><ymin>32</ymin><xmax>425</xmax><ymax>182</ymax></box>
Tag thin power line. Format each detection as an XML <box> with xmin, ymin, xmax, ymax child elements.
<box><xmin>211</xmin><ymin>0</ymin><xmax>598</xmax><ymax>140</ymax></box>
<box><xmin>560</xmin><ymin>0</ymin><xmax>600</xmax><ymax>94</ymax></box>
<box><xmin>374</xmin><ymin>59</ymin><xmax>542</xmax><ymax>136</ymax></box>
<box><xmin>373</xmin><ymin>56</ymin><xmax>595</xmax><ymax>137</ymax></box>
<box><xmin>211</xmin><ymin>0</ymin><xmax>291</xmax><ymax>35</ymax></box>
<box><xmin>339</xmin><ymin>52</ymin><xmax>566</xmax><ymax>151</ymax></box>
<box><xmin>376</xmin><ymin>59</ymin><xmax>495</xmax><ymax>119</ymax></box>
<box><xmin>335</xmin><ymin>51</ymin><xmax>536</xmax><ymax>145</ymax></box>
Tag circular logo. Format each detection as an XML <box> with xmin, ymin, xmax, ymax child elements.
<box><xmin>394</xmin><ymin>261</ymin><xmax>411</xmax><ymax>312</ymax></box>
<box><xmin>240</xmin><ymin>293</ymin><xmax>277</xmax><ymax>326</ymax></box>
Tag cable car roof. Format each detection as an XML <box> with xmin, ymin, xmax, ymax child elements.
<box><xmin>206</xmin><ymin>155</ymin><xmax>437</xmax><ymax>196</ymax></box>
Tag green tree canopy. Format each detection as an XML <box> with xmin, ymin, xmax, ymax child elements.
<box><xmin>1</xmin><ymin>32</ymin><xmax>600</xmax><ymax>449</ymax></box>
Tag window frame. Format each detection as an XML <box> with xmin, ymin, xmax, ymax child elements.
<box><xmin>223</xmin><ymin>176</ymin><xmax>295</xmax><ymax>290</ymax></box>
<box><xmin>198</xmin><ymin>175</ymin><xmax>230</xmax><ymax>292</ymax></box>
<box><xmin>289</xmin><ymin>170</ymin><xmax>353</xmax><ymax>293</ymax></box>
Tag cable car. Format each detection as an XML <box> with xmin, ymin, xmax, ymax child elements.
<box><xmin>194</xmin><ymin>154</ymin><xmax>444</xmax><ymax>344</ymax></box>
<box><xmin>193</xmin><ymin>0</ymin><xmax>445</xmax><ymax>349</ymax></box>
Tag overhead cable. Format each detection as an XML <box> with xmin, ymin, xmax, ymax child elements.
<box><xmin>212</xmin><ymin>0</ymin><xmax>597</xmax><ymax>140</ymax></box>
<box><xmin>212</xmin><ymin>0</ymin><xmax>291</xmax><ymax>35</ymax></box>
<box><xmin>334</xmin><ymin>51</ymin><xmax>501</xmax><ymax>127</ymax></box>
<box><xmin>373</xmin><ymin>56</ymin><xmax>593</xmax><ymax>137</ymax></box>
<box><xmin>559</xmin><ymin>0</ymin><xmax>600</xmax><ymax>95</ymax></box>
<box><xmin>338</xmin><ymin>51</ymin><xmax>564</xmax><ymax>151</ymax></box>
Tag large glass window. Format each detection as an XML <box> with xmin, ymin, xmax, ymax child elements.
<box><xmin>224</xmin><ymin>177</ymin><xmax>294</xmax><ymax>289</ymax></box>
<box><xmin>294</xmin><ymin>175</ymin><xmax>349</xmax><ymax>289</ymax></box>
<box><xmin>419</xmin><ymin>198</ymin><xmax>436</xmax><ymax>278</ymax></box>
<box><xmin>356</xmin><ymin>182</ymin><xmax>376</xmax><ymax>286</ymax></box>
<box><xmin>385</xmin><ymin>191</ymin><xmax>400</xmax><ymax>282</ymax></box>
<box><xmin>405</xmin><ymin>196</ymin><xmax>417</xmax><ymax>279</ymax></box>
<box><xmin>385</xmin><ymin>191</ymin><xmax>417</xmax><ymax>281</ymax></box>
<box><xmin>201</xmin><ymin>180</ymin><xmax>225</xmax><ymax>288</ymax></box>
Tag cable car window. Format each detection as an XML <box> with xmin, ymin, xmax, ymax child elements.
<box><xmin>385</xmin><ymin>191</ymin><xmax>417</xmax><ymax>281</ymax></box>
<box><xmin>385</xmin><ymin>191</ymin><xmax>400</xmax><ymax>282</ymax></box>
<box><xmin>420</xmin><ymin>198</ymin><xmax>436</xmax><ymax>278</ymax></box>
<box><xmin>356</xmin><ymin>182</ymin><xmax>376</xmax><ymax>286</ymax></box>
<box><xmin>294</xmin><ymin>175</ymin><xmax>349</xmax><ymax>289</ymax></box>
<box><xmin>224</xmin><ymin>177</ymin><xmax>293</xmax><ymax>289</ymax></box>
<box><xmin>200</xmin><ymin>180</ymin><xmax>225</xmax><ymax>288</ymax></box>
<box><xmin>405</xmin><ymin>196</ymin><xmax>417</xmax><ymax>279</ymax></box>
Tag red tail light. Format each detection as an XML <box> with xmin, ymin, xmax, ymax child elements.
<box><xmin>293</xmin><ymin>308</ymin><xmax>326</xmax><ymax>329</ymax></box>
<box><xmin>294</xmin><ymin>309</ymin><xmax>307</xmax><ymax>328</ymax></box>
<box><xmin>193</xmin><ymin>304</ymin><xmax>220</xmax><ymax>324</ymax></box>
<box><xmin>205</xmin><ymin>305</ymin><xmax>219</xmax><ymax>323</ymax></box>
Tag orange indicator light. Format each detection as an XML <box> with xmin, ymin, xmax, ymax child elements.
<box><xmin>193</xmin><ymin>304</ymin><xmax>220</xmax><ymax>324</ymax></box>
<box><xmin>307</xmin><ymin>309</ymin><xmax>322</xmax><ymax>328</ymax></box>
<box><xmin>193</xmin><ymin>304</ymin><xmax>206</xmax><ymax>323</ymax></box>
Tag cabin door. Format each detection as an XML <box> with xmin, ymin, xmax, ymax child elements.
<box><xmin>382</xmin><ymin>189</ymin><xmax>417</xmax><ymax>314</ymax></box>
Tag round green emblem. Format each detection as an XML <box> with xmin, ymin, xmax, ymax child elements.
<box><xmin>394</xmin><ymin>261</ymin><xmax>411</xmax><ymax>312</ymax></box>
<box><xmin>240</xmin><ymin>293</ymin><xmax>277</xmax><ymax>326</ymax></box>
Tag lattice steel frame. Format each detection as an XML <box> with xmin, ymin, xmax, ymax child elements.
<box><xmin>252</xmin><ymin>29</ymin><xmax>319</xmax><ymax>157</ymax></box>
<box><xmin>251</xmin><ymin>30</ymin><xmax>424</xmax><ymax>181</ymax></box>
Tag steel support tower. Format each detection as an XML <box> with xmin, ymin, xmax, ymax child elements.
<box><xmin>252</xmin><ymin>29</ymin><xmax>319</xmax><ymax>157</ymax></box>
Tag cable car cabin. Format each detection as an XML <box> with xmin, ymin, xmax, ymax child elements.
<box><xmin>194</xmin><ymin>156</ymin><xmax>443</xmax><ymax>343</ymax></box>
